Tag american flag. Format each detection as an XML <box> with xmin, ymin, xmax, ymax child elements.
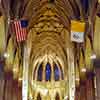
<box><xmin>14</xmin><ymin>20</ymin><xmax>28</xmax><ymax>42</ymax></box>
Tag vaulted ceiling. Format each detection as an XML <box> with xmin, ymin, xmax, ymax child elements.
<box><xmin>0</xmin><ymin>0</ymin><xmax>98</xmax><ymax>29</ymax></box>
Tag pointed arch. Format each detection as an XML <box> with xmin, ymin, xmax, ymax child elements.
<box><xmin>33</xmin><ymin>65</ymin><xmax>37</xmax><ymax>80</ymax></box>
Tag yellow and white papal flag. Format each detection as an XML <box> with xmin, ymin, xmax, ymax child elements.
<box><xmin>71</xmin><ymin>20</ymin><xmax>85</xmax><ymax>43</ymax></box>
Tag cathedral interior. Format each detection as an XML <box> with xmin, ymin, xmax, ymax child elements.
<box><xmin>0</xmin><ymin>0</ymin><xmax>100</xmax><ymax>100</ymax></box>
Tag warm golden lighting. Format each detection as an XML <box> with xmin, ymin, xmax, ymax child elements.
<box><xmin>75</xmin><ymin>78</ymin><xmax>80</xmax><ymax>81</ymax></box>
<box><xmin>18</xmin><ymin>78</ymin><xmax>22</xmax><ymax>81</ymax></box>
<box><xmin>64</xmin><ymin>95</ymin><xmax>68</xmax><ymax>100</ymax></box>
<box><xmin>13</xmin><ymin>68</ymin><xmax>18</xmax><ymax>72</ymax></box>
<box><xmin>29</xmin><ymin>93</ymin><xmax>33</xmax><ymax>100</ymax></box>
<box><xmin>0</xmin><ymin>0</ymin><xmax>97</xmax><ymax>100</ymax></box>
<box><xmin>81</xmin><ymin>68</ymin><xmax>87</xmax><ymax>72</ymax></box>
<box><xmin>4</xmin><ymin>53</ymin><xmax>10</xmax><ymax>58</ymax></box>
<box><xmin>90</xmin><ymin>54</ymin><xmax>96</xmax><ymax>59</ymax></box>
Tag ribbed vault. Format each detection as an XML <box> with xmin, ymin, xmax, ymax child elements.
<box><xmin>27</xmin><ymin>6</ymin><xmax>69</xmax><ymax>83</ymax></box>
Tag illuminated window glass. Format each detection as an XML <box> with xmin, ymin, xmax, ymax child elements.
<box><xmin>45</xmin><ymin>63</ymin><xmax>51</xmax><ymax>81</ymax></box>
<box><xmin>37</xmin><ymin>63</ymin><xmax>43</xmax><ymax>81</ymax></box>
<box><xmin>80</xmin><ymin>0</ymin><xmax>89</xmax><ymax>13</ymax></box>
<box><xmin>54</xmin><ymin>64</ymin><xmax>60</xmax><ymax>81</ymax></box>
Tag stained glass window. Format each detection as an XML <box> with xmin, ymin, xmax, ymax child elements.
<box><xmin>54</xmin><ymin>64</ymin><xmax>60</xmax><ymax>81</ymax></box>
<box><xmin>81</xmin><ymin>0</ymin><xmax>89</xmax><ymax>14</ymax></box>
<box><xmin>37</xmin><ymin>63</ymin><xmax>43</xmax><ymax>81</ymax></box>
<box><xmin>45</xmin><ymin>63</ymin><xmax>51</xmax><ymax>81</ymax></box>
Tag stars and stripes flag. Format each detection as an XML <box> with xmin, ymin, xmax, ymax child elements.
<box><xmin>13</xmin><ymin>20</ymin><xmax>28</xmax><ymax>42</ymax></box>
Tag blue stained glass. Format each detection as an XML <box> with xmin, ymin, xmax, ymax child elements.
<box><xmin>54</xmin><ymin>64</ymin><xmax>60</xmax><ymax>81</ymax></box>
<box><xmin>81</xmin><ymin>0</ymin><xmax>89</xmax><ymax>13</ymax></box>
<box><xmin>45</xmin><ymin>63</ymin><xmax>51</xmax><ymax>81</ymax></box>
<box><xmin>37</xmin><ymin>64</ymin><xmax>43</xmax><ymax>81</ymax></box>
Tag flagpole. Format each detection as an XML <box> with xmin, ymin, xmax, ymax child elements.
<box><xmin>67</xmin><ymin>48</ymin><xmax>75</xmax><ymax>100</ymax></box>
<box><xmin>22</xmin><ymin>41</ymin><xmax>29</xmax><ymax>100</ymax></box>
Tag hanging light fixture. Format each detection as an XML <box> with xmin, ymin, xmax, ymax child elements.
<box><xmin>4</xmin><ymin>52</ymin><xmax>10</xmax><ymax>58</ymax></box>
<box><xmin>90</xmin><ymin>54</ymin><xmax>96</xmax><ymax>59</ymax></box>
<box><xmin>81</xmin><ymin>68</ymin><xmax>87</xmax><ymax>72</ymax></box>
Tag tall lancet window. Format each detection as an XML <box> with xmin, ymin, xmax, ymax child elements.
<box><xmin>37</xmin><ymin>63</ymin><xmax>43</xmax><ymax>81</ymax></box>
<box><xmin>80</xmin><ymin>0</ymin><xmax>89</xmax><ymax>14</ymax></box>
<box><xmin>45</xmin><ymin>63</ymin><xmax>51</xmax><ymax>81</ymax></box>
<box><xmin>54</xmin><ymin>64</ymin><xmax>60</xmax><ymax>81</ymax></box>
